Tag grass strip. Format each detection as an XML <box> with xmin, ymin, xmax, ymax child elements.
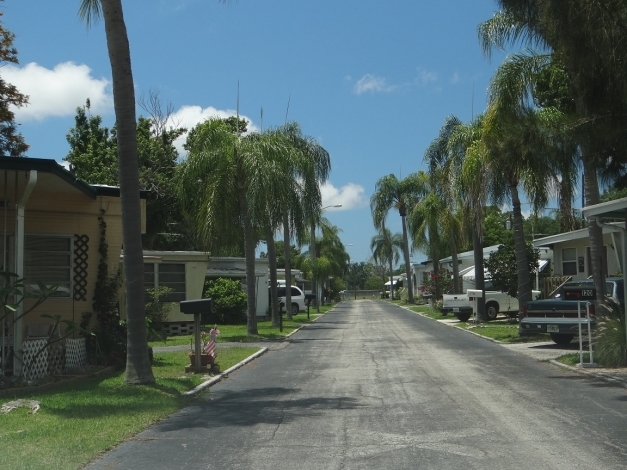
<box><xmin>555</xmin><ymin>352</ymin><xmax>591</xmax><ymax>366</ymax></box>
<box><xmin>150</xmin><ymin>309</ymin><xmax>329</xmax><ymax>347</ymax></box>
<box><xmin>0</xmin><ymin>347</ymin><xmax>258</xmax><ymax>470</ymax></box>
<box><xmin>459</xmin><ymin>322</ymin><xmax>550</xmax><ymax>343</ymax></box>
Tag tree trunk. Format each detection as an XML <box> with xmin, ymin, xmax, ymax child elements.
<box><xmin>583</xmin><ymin>157</ymin><xmax>606</xmax><ymax>305</ymax></box>
<box><xmin>283</xmin><ymin>211</ymin><xmax>293</xmax><ymax>321</ymax></box>
<box><xmin>449</xmin><ymin>230</ymin><xmax>461</xmax><ymax>294</ymax></box>
<box><xmin>266</xmin><ymin>227</ymin><xmax>279</xmax><ymax>327</ymax></box>
<box><xmin>400</xmin><ymin>214</ymin><xmax>414</xmax><ymax>303</ymax></box>
<box><xmin>101</xmin><ymin>0</ymin><xmax>154</xmax><ymax>385</ymax></box>
<box><xmin>472</xmin><ymin>211</ymin><xmax>486</xmax><ymax>322</ymax></box>
<box><xmin>510</xmin><ymin>182</ymin><xmax>533</xmax><ymax>318</ymax></box>
<box><xmin>240</xmin><ymin>190</ymin><xmax>258</xmax><ymax>335</ymax></box>
<box><xmin>310</xmin><ymin>222</ymin><xmax>318</xmax><ymax>310</ymax></box>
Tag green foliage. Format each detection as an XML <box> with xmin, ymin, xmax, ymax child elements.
<box><xmin>364</xmin><ymin>274</ymin><xmax>384</xmax><ymax>291</ymax></box>
<box><xmin>87</xmin><ymin>210</ymin><xmax>125</xmax><ymax>366</ymax></box>
<box><xmin>484</xmin><ymin>242</ymin><xmax>540</xmax><ymax>298</ymax></box>
<box><xmin>419</xmin><ymin>269</ymin><xmax>453</xmax><ymax>299</ymax></box>
<box><xmin>0</xmin><ymin>8</ymin><xmax>28</xmax><ymax>157</ymax></box>
<box><xmin>144</xmin><ymin>286</ymin><xmax>173</xmax><ymax>341</ymax></box>
<box><xmin>64</xmin><ymin>102</ymin><xmax>186</xmax><ymax>250</ymax></box>
<box><xmin>202</xmin><ymin>278</ymin><xmax>247</xmax><ymax>325</ymax></box>
<box><xmin>594</xmin><ymin>301</ymin><xmax>627</xmax><ymax>367</ymax></box>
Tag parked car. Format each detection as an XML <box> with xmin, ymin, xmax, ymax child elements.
<box><xmin>272</xmin><ymin>285</ymin><xmax>307</xmax><ymax>315</ymax></box>
<box><xmin>520</xmin><ymin>278</ymin><xmax>624</xmax><ymax>344</ymax></box>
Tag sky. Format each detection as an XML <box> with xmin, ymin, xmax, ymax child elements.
<box><xmin>4</xmin><ymin>0</ymin><xmax>511</xmax><ymax>265</ymax></box>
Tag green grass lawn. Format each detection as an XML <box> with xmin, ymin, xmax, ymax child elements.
<box><xmin>150</xmin><ymin>309</ymin><xmax>329</xmax><ymax>348</ymax></box>
<box><xmin>0</xmin><ymin>347</ymin><xmax>259</xmax><ymax>470</ymax></box>
<box><xmin>555</xmin><ymin>352</ymin><xmax>591</xmax><ymax>366</ymax></box>
<box><xmin>460</xmin><ymin>321</ymin><xmax>551</xmax><ymax>343</ymax></box>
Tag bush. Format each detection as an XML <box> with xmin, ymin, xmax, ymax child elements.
<box><xmin>203</xmin><ymin>278</ymin><xmax>247</xmax><ymax>324</ymax></box>
<box><xmin>594</xmin><ymin>301</ymin><xmax>627</xmax><ymax>367</ymax></box>
<box><xmin>399</xmin><ymin>287</ymin><xmax>409</xmax><ymax>304</ymax></box>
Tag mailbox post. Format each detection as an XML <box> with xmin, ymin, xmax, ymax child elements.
<box><xmin>467</xmin><ymin>289</ymin><xmax>483</xmax><ymax>323</ymax></box>
<box><xmin>180</xmin><ymin>299</ymin><xmax>213</xmax><ymax>373</ymax></box>
<box><xmin>563</xmin><ymin>286</ymin><xmax>597</xmax><ymax>368</ymax></box>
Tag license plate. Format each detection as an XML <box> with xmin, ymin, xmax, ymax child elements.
<box><xmin>547</xmin><ymin>325</ymin><xmax>559</xmax><ymax>333</ymax></box>
<box><xmin>453</xmin><ymin>308</ymin><xmax>459</xmax><ymax>312</ymax></box>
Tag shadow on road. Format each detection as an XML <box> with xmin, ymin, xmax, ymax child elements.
<box><xmin>156</xmin><ymin>387</ymin><xmax>365</xmax><ymax>431</ymax></box>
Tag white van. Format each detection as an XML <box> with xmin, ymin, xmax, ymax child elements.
<box><xmin>274</xmin><ymin>285</ymin><xmax>307</xmax><ymax>314</ymax></box>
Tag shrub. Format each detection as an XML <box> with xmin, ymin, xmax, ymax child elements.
<box><xmin>399</xmin><ymin>287</ymin><xmax>409</xmax><ymax>304</ymax></box>
<box><xmin>594</xmin><ymin>301</ymin><xmax>627</xmax><ymax>367</ymax></box>
<box><xmin>203</xmin><ymin>278</ymin><xmax>247</xmax><ymax>324</ymax></box>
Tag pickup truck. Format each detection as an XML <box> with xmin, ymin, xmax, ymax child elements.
<box><xmin>519</xmin><ymin>278</ymin><xmax>624</xmax><ymax>344</ymax></box>
<box><xmin>442</xmin><ymin>286</ymin><xmax>540</xmax><ymax>322</ymax></box>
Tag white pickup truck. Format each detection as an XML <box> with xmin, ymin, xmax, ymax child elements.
<box><xmin>442</xmin><ymin>287</ymin><xmax>540</xmax><ymax>322</ymax></box>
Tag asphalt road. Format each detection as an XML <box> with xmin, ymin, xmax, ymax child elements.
<box><xmin>87</xmin><ymin>300</ymin><xmax>627</xmax><ymax>470</ymax></box>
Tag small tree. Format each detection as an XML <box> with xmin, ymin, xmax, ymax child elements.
<box><xmin>203</xmin><ymin>278</ymin><xmax>247</xmax><ymax>325</ymax></box>
<box><xmin>484</xmin><ymin>242</ymin><xmax>540</xmax><ymax>298</ymax></box>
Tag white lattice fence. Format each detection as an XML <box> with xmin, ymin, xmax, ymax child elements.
<box><xmin>22</xmin><ymin>339</ymin><xmax>48</xmax><ymax>381</ymax></box>
<box><xmin>65</xmin><ymin>338</ymin><xmax>87</xmax><ymax>371</ymax></box>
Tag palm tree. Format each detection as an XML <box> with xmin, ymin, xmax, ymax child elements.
<box><xmin>78</xmin><ymin>0</ymin><xmax>154</xmax><ymax>385</ymax></box>
<box><xmin>370</xmin><ymin>227</ymin><xmax>403</xmax><ymax>299</ymax></box>
<box><xmin>422</xmin><ymin>115</ymin><xmax>466</xmax><ymax>294</ymax></box>
<box><xmin>480</xmin><ymin>2</ymin><xmax>627</xmax><ymax>303</ymax></box>
<box><xmin>177</xmin><ymin>119</ymin><xmax>293</xmax><ymax>335</ymax></box>
<box><xmin>450</xmin><ymin>116</ymin><xmax>490</xmax><ymax>320</ymax></box>
<box><xmin>277</xmin><ymin>122</ymin><xmax>330</xmax><ymax>318</ymax></box>
<box><xmin>371</xmin><ymin>173</ymin><xmax>423</xmax><ymax>303</ymax></box>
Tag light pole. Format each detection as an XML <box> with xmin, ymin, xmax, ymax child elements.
<box><xmin>311</xmin><ymin>204</ymin><xmax>342</xmax><ymax>309</ymax></box>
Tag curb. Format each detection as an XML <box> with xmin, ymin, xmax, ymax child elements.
<box><xmin>548</xmin><ymin>359</ymin><xmax>627</xmax><ymax>389</ymax></box>
<box><xmin>182</xmin><ymin>307</ymin><xmax>332</xmax><ymax>397</ymax></box>
<box><xmin>182</xmin><ymin>347</ymin><xmax>269</xmax><ymax>397</ymax></box>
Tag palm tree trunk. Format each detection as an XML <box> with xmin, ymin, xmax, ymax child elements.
<box><xmin>266</xmin><ymin>227</ymin><xmax>279</xmax><ymax>327</ymax></box>
<box><xmin>101</xmin><ymin>0</ymin><xmax>154</xmax><ymax>385</ymax></box>
<box><xmin>472</xmin><ymin>211</ymin><xmax>486</xmax><ymax>321</ymax></box>
<box><xmin>310</xmin><ymin>222</ymin><xmax>318</xmax><ymax>310</ymax></box>
<box><xmin>239</xmin><ymin>190</ymin><xmax>258</xmax><ymax>335</ymax></box>
<box><xmin>583</xmin><ymin>157</ymin><xmax>606</xmax><ymax>304</ymax></box>
<box><xmin>449</xmin><ymin>230</ymin><xmax>460</xmax><ymax>294</ymax></box>
<box><xmin>389</xmin><ymin>257</ymin><xmax>394</xmax><ymax>300</ymax></box>
<box><xmin>400</xmin><ymin>215</ymin><xmax>414</xmax><ymax>303</ymax></box>
<box><xmin>510</xmin><ymin>182</ymin><xmax>533</xmax><ymax>318</ymax></box>
<box><xmin>283</xmin><ymin>212</ymin><xmax>293</xmax><ymax>321</ymax></box>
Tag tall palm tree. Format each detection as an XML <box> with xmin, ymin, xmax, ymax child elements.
<box><xmin>450</xmin><ymin>116</ymin><xmax>490</xmax><ymax>320</ymax></box>
<box><xmin>78</xmin><ymin>0</ymin><xmax>154</xmax><ymax>384</ymax></box>
<box><xmin>370</xmin><ymin>227</ymin><xmax>403</xmax><ymax>299</ymax></box>
<box><xmin>480</xmin><ymin>2</ymin><xmax>627</xmax><ymax>302</ymax></box>
<box><xmin>277</xmin><ymin>123</ymin><xmax>331</xmax><ymax>313</ymax></box>
<box><xmin>177</xmin><ymin>119</ymin><xmax>292</xmax><ymax>335</ymax></box>
<box><xmin>371</xmin><ymin>173</ymin><xmax>423</xmax><ymax>303</ymax></box>
<box><xmin>423</xmin><ymin>115</ymin><xmax>466</xmax><ymax>294</ymax></box>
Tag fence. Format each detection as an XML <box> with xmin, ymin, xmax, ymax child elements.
<box><xmin>19</xmin><ymin>337</ymin><xmax>88</xmax><ymax>381</ymax></box>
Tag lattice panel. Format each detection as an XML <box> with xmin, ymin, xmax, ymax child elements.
<box><xmin>73</xmin><ymin>234</ymin><xmax>89</xmax><ymax>301</ymax></box>
<box><xmin>65</xmin><ymin>338</ymin><xmax>87</xmax><ymax>371</ymax></box>
<box><xmin>47</xmin><ymin>342</ymin><xmax>65</xmax><ymax>376</ymax></box>
<box><xmin>22</xmin><ymin>339</ymin><xmax>48</xmax><ymax>381</ymax></box>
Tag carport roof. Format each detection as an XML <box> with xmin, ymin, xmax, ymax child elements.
<box><xmin>582</xmin><ymin>196</ymin><xmax>627</xmax><ymax>220</ymax></box>
<box><xmin>0</xmin><ymin>156</ymin><xmax>149</xmax><ymax>199</ymax></box>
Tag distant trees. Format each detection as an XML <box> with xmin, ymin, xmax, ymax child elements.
<box><xmin>0</xmin><ymin>5</ymin><xmax>28</xmax><ymax>157</ymax></box>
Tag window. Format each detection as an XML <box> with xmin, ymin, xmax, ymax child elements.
<box><xmin>24</xmin><ymin>235</ymin><xmax>72</xmax><ymax>297</ymax></box>
<box><xmin>562</xmin><ymin>248</ymin><xmax>577</xmax><ymax>276</ymax></box>
<box><xmin>144</xmin><ymin>263</ymin><xmax>186</xmax><ymax>302</ymax></box>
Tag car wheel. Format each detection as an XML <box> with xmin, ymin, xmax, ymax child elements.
<box><xmin>455</xmin><ymin>311</ymin><xmax>471</xmax><ymax>322</ymax></box>
<box><xmin>550</xmin><ymin>333</ymin><xmax>574</xmax><ymax>345</ymax></box>
<box><xmin>291</xmin><ymin>303</ymin><xmax>299</xmax><ymax>315</ymax></box>
<box><xmin>486</xmin><ymin>302</ymin><xmax>499</xmax><ymax>321</ymax></box>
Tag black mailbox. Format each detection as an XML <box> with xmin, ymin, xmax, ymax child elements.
<box><xmin>180</xmin><ymin>298</ymin><xmax>213</xmax><ymax>323</ymax></box>
<box><xmin>563</xmin><ymin>286</ymin><xmax>596</xmax><ymax>301</ymax></box>
<box><xmin>180</xmin><ymin>298</ymin><xmax>213</xmax><ymax>314</ymax></box>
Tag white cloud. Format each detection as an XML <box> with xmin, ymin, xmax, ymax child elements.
<box><xmin>320</xmin><ymin>182</ymin><xmax>368</xmax><ymax>210</ymax></box>
<box><xmin>416</xmin><ymin>68</ymin><xmax>438</xmax><ymax>85</ymax></box>
<box><xmin>353</xmin><ymin>74</ymin><xmax>395</xmax><ymax>94</ymax></box>
<box><xmin>170</xmin><ymin>105</ymin><xmax>259</xmax><ymax>156</ymax></box>
<box><xmin>450</xmin><ymin>71</ymin><xmax>461</xmax><ymax>84</ymax></box>
<box><xmin>5</xmin><ymin>62</ymin><xmax>112</xmax><ymax>121</ymax></box>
